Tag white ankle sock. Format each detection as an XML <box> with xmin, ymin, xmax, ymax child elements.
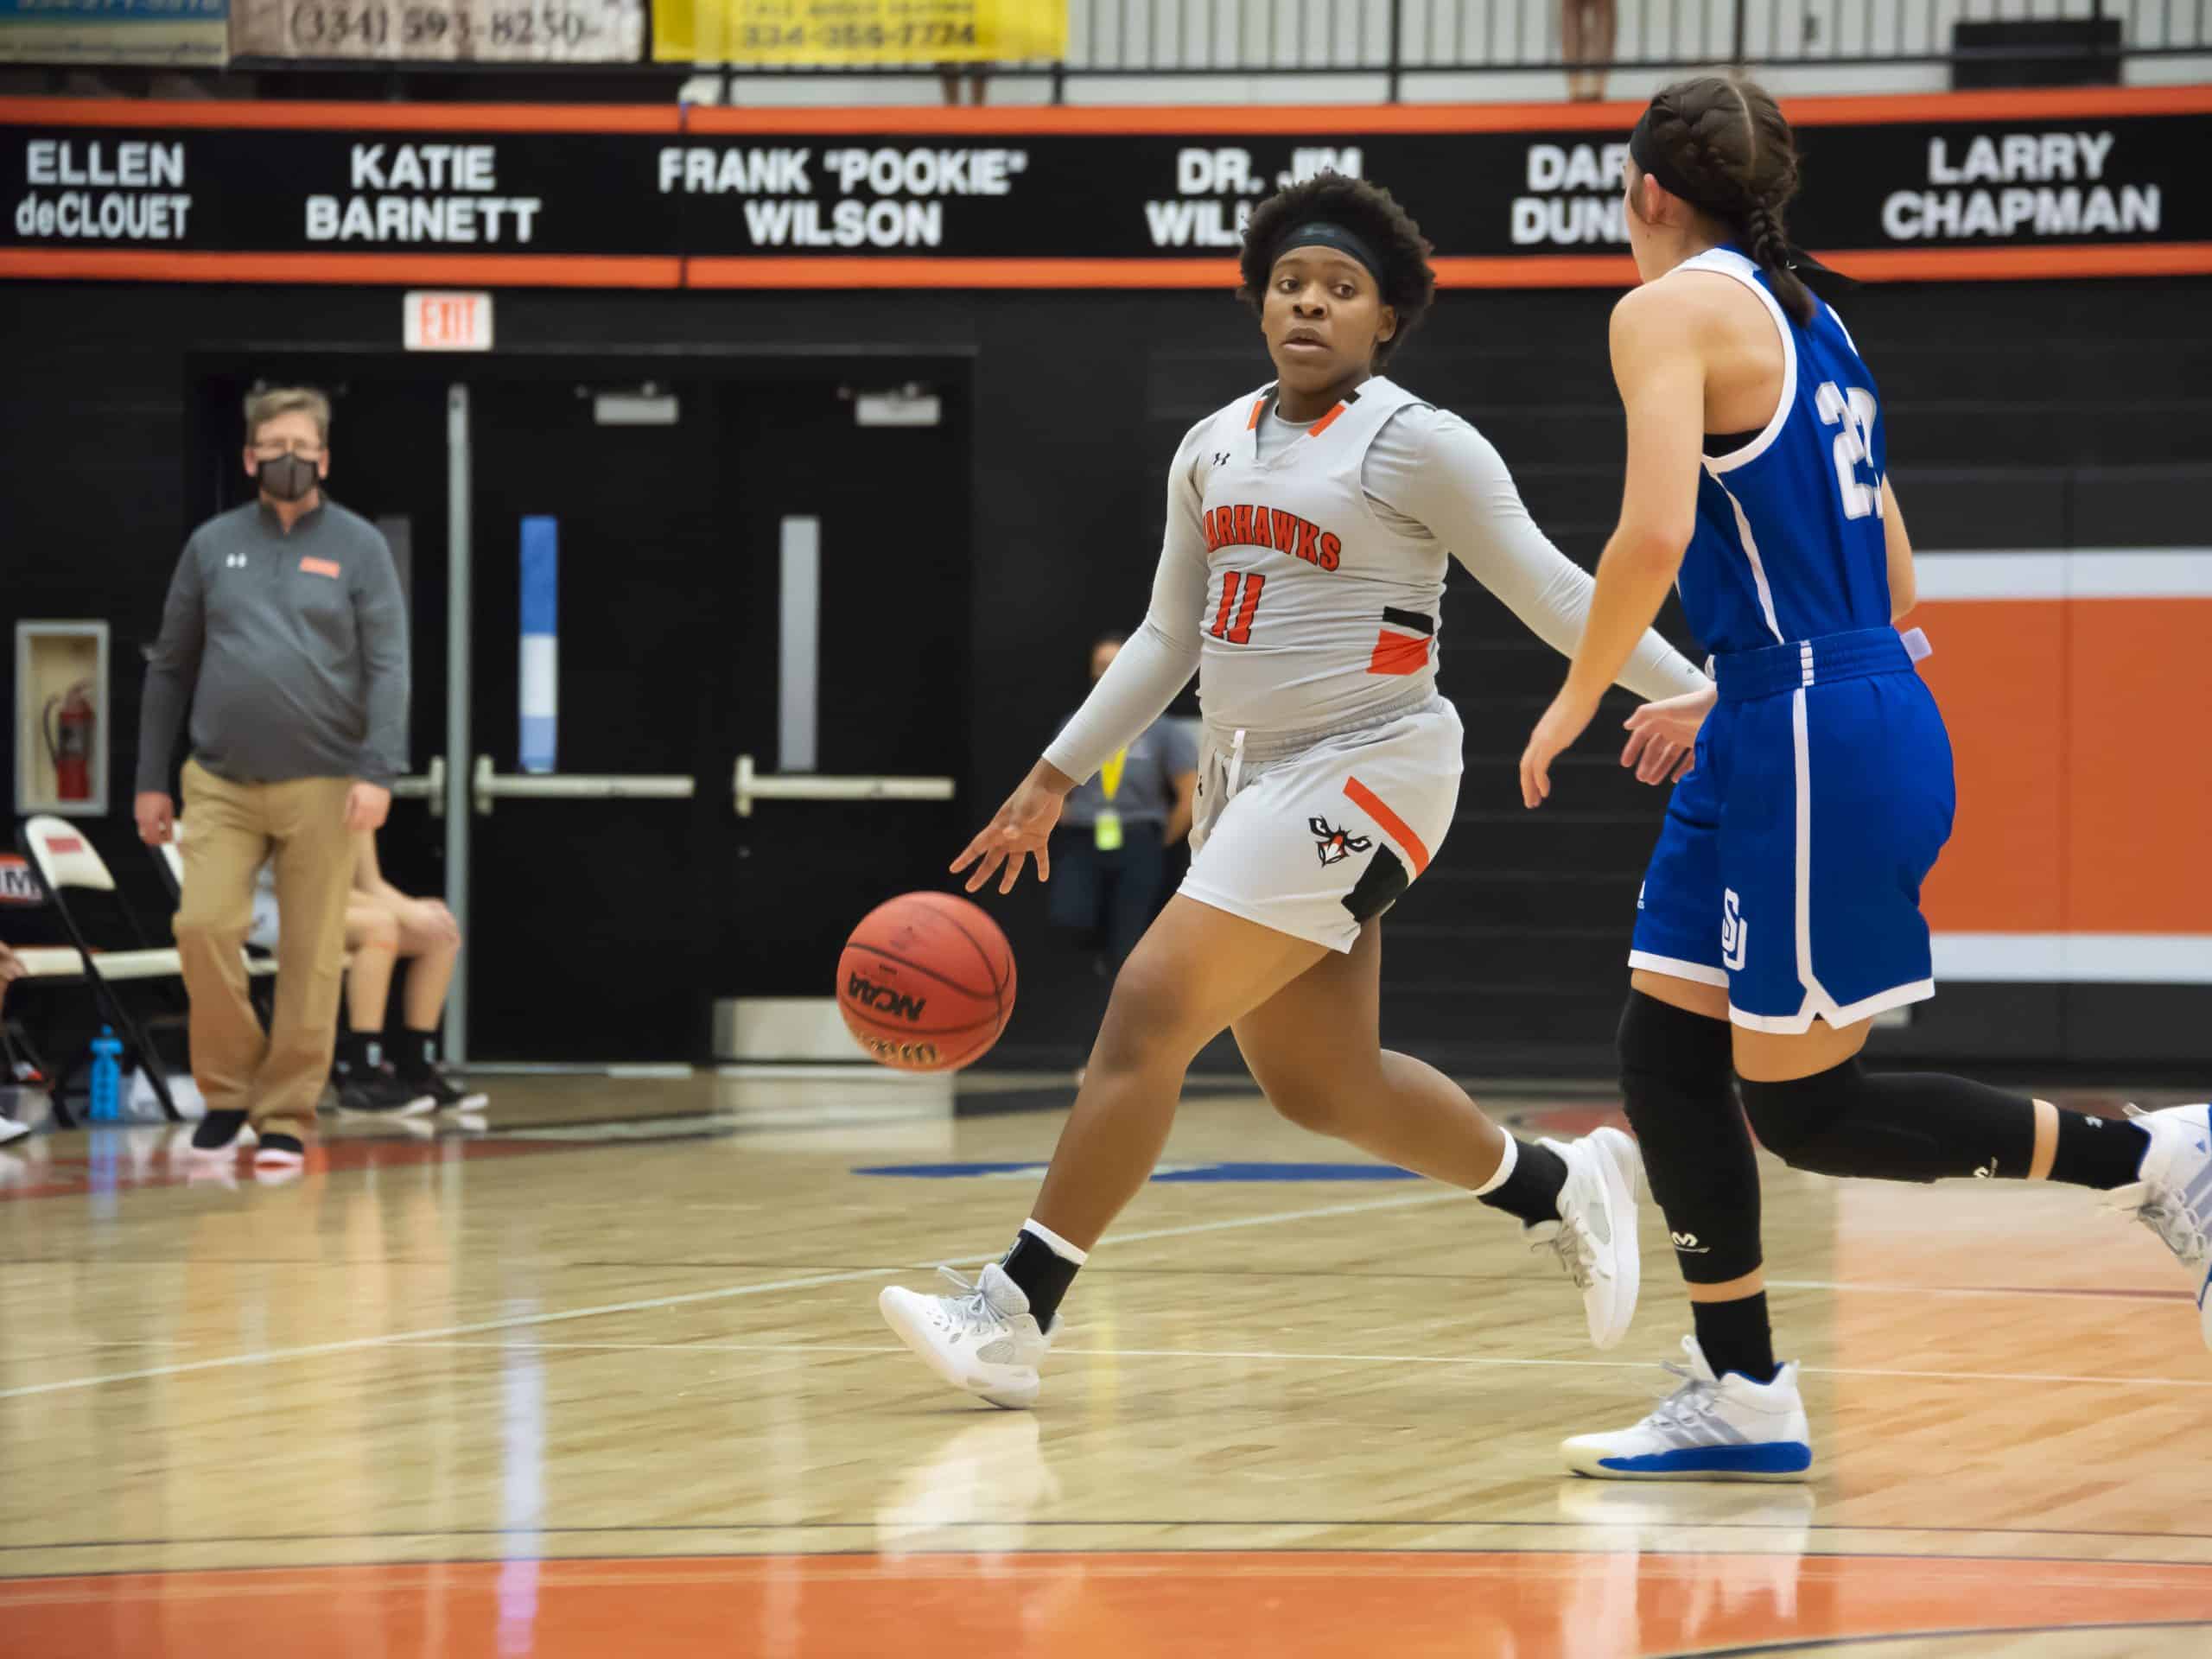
<box><xmin>1470</xmin><ymin>1134</ymin><xmax>1520</xmax><ymax>1198</ymax></box>
<box><xmin>1020</xmin><ymin>1217</ymin><xmax>1089</xmax><ymax>1264</ymax></box>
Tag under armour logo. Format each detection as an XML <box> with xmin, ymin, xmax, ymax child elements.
<box><xmin>1670</xmin><ymin>1230</ymin><xmax>1710</xmax><ymax>1253</ymax></box>
<box><xmin>1213</xmin><ymin>450</ymin><xmax>1232</xmax><ymax>466</ymax></box>
<box><xmin>1720</xmin><ymin>889</ymin><xmax>1747</xmax><ymax>972</ymax></box>
<box><xmin>225</xmin><ymin>553</ymin><xmax>247</xmax><ymax>569</ymax></box>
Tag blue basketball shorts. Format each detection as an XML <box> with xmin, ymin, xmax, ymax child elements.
<box><xmin>1629</xmin><ymin>628</ymin><xmax>1957</xmax><ymax>1033</ymax></box>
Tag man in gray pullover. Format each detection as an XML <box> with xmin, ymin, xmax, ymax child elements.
<box><xmin>135</xmin><ymin>386</ymin><xmax>410</xmax><ymax>1176</ymax></box>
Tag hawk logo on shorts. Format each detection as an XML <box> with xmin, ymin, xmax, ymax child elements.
<box><xmin>1308</xmin><ymin>817</ymin><xmax>1372</xmax><ymax>868</ymax></box>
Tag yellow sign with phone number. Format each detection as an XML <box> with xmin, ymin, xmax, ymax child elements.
<box><xmin>654</xmin><ymin>0</ymin><xmax>1063</xmax><ymax>64</ymax></box>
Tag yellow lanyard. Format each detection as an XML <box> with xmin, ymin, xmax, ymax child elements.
<box><xmin>1094</xmin><ymin>747</ymin><xmax>1128</xmax><ymax>850</ymax></box>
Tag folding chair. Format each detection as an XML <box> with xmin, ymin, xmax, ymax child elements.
<box><xmin>1</xmin><ymin>944</ymin><xmax>88</xmax><ymax>1114</ymax></box>
<box><xmin>18</xmin><ymin>817</ymin><xmax>184</xmax><ymax>1122</ymax></box>
<box><xmin>150</xmin><ymin>817</ymin><xmax>280</xmax><ymax>1016</ymax></box>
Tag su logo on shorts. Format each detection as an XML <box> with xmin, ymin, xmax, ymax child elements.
<box><xmin>1308</xmin><ymin>817</ymin><xmax>1373</xmax><ymax>868</ymax></box>
<box><xmin>1721</xmin><ymin>888</ymin><xmax>1749</xmax><ymax>973</ymax></box>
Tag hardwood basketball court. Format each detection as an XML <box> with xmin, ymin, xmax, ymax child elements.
<box><xmin>2</xmin><ymin>1074</ymin><xmax>2206</xmax><ymax>1656</ymax></box>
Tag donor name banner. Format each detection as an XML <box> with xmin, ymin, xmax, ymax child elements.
<box><xmin>2</xmin><ymin>87</ymin><xmax>2205</xmax><ymax>288</ymax></box>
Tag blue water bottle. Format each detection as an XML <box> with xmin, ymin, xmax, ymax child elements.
<box><xmin>89</xmin><ymin>1027</ymin><xmax>124</xmax><ymax>1123</ymax></box>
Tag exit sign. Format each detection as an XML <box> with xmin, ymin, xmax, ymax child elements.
<box><xmin>404</xmin><ymin>291</ymin><xmax>493</xmax><ymax>352</ymax></box>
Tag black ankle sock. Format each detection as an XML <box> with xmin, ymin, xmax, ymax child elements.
<box><xmin>1477</xmin><ymin>1138</ymin><xmax>1570</xmax><ymax>1227</ymax></box>
<box><xmin>2047</xmin><ymin>1110</ymin><xmax>2150</xmax><ymax>1191</ymax></box>
<box><xmin>397</xmin><ymin>1030</ymin><xmax>439</xmax><ymax>1080</ymax></box>
<box><xmin>1693</xmin><ymin>1292</ymin><xmax>1777</xmax><ymax>1384</ymax></box>
<box><xmin>334</xmin><ymin>1031</ymin><xmax>377</xmax><ymax>1077</ymax></box>
<box><xmin>999</xmin><ymin>1229</ymin><xmax>1080</xmax><ymax>1326</ymax></box>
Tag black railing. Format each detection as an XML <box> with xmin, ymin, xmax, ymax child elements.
<box><xmin>712</xmin><ymin>0</ymin><xmax>2202</xmax><ymax>105</ymax></box>
<box><xmin>1046</xmin><ymin>0</ymin><xmax>2199</xmax><ymax>85</ymax></box>
<box><xmin>23</xmin><ymin>0</ymin><xmax>2206</xmax><ymax>104</ymax></box>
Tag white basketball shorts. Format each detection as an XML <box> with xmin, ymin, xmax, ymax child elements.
<box><xmin>1181</xmin><ymin>695</ymin><xmax>1463</xmax><ymax>953</ymax></box>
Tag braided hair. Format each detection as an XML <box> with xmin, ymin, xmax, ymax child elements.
<box><xmin>1634</xmin><ymin>75</ymin><xmax>1813</xmax><ymax>324</ymax></box>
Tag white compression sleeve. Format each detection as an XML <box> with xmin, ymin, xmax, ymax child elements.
<box><xmin>1366</xmin><ymin>406</ymin><xmax>1709</xmax><ymax>702</ymax></box>
<box><xmin>1041</xmin><ymin>424</ymin><xmax>1211</xmax><ymax>784</ymax></box>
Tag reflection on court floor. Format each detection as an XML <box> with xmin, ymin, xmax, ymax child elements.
<box><xmin>0</xmin><ymin>1073</ymin><xmax>2202</xmax><ymax>1658</ymax></box>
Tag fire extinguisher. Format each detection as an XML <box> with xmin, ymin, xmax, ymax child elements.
<box><xmin>43</xmin><ymin>680</ymin><xmax>96</xmax><ymax>802</ymax></box>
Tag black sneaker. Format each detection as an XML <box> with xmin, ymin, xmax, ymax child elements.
<box><xmin>190</xmin><ymin>1109</ymin><xmax>251</xmax><ymax>1154</ymax></box>
<box><xmin>333</xmin><ymin>1067</ymin><xmax>435</xmax><ymax>1117</ymax></box>
<box><xmin>404</xmin><ymin>1065</ymin><xmax>489</xmax><ymax>1113</ymax></box>
<box><xmin>252</xmin><ymin>1131</ymin><xmax>306</xmax><ymax>1183</ymax></box>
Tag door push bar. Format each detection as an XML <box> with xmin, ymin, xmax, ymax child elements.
<box><xmin>733</xmin><ymin>753</ymin><xmax>955</xmax><ymax>818</ymax></box>
<box><xmin>471</xmin><ymin>756</ymin><xmax>696</xmax><ymax>817</ymax></box>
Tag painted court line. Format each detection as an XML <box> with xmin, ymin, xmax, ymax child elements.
<box><xmin>0</xmin><ymin>1189</ymin><xmax>1465</xmax><ymax>1402</ymax></box>
<box><xmin>1769</xmin><ymin>1277</ymin><xmax>2191</xmax><ymax>1303</ymax></box>
<box><xmin>382</xmin><ymin>1338</ymin><xmax>2212</xmax><ymax>1391</ymax></box>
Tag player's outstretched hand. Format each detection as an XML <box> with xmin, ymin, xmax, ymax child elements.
<box><xmin>951</xmin><ymin>762</ymin><xmax>1074</xmax><ymax>895</ymax></box>
<box><xmin>1520</xmin><ymin>688</ymin><xmax>1602</xmax><ymax>809</ymax></box>
<box><xmin>1621</xmin><ymin>681</ymin><xmax>1718</xmax><ymax>786</ymax></box>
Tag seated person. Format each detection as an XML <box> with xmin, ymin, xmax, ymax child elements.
<box><xmin>0</xmin><ymin>942</ymin><xmax>27</xmax><ymax>1144</ymax></box>
<box><xmin>248</xmin><ymin>833</ymin><xmax>486</xmax><ymax>1116</ymax></box>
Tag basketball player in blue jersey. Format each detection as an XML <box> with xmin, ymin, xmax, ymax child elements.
<box><xmin>879</xmin><ymin>174</ymin><xmax>1719</xmax><ymax>1411</ymax></box>
<box><xmin>1519</xmin><ymin>74</ymin><xmax>2212</xmax><ymax>1479</ymax></box>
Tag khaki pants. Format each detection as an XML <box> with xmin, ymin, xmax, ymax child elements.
<box><xmin>175</xmin><ymin>759</ymin><xmax>354</xmax><ymax>1139</ymax></box>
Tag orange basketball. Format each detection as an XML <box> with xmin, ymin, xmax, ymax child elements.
<box><xmin>837</xmin><ymin>891</ymin><xmax>1017</xmax><ymax>1073</ymax></box>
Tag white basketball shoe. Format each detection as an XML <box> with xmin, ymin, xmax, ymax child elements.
<box><xmin>879</xmin><ymin>1262</ymin><xmax>1058</xmax><ymax>1409</ymax></box>
<box><xmin>1562</xmin><ymin>1336</ymin><xmax>1814</xmax><ymax>1482</ymax></box>
<box><xmin>2109</xmin><ymin>1103</ymin><xmax>2212</xmax><ymax>1348</ymax></box>
<box><xmin>1526</xmin><ymin>1127</ymin><xmax>1643</xmax><ymax>1349</ymax></box>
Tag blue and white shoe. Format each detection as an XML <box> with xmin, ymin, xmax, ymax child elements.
<box><xmin>1562</xmin><ymin>1336</ymin><xmax>1814</xmax><ymax>1482</ymax></box>
<box><xmin>2111</xmin><ymin>1103</ymin><xmax>2212</xmax><ymax>1349</ymax></box>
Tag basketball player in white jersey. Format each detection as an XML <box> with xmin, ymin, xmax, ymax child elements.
<box><xmin>879</xmin><ymin>175</ymin><xmax>1715</xmax><ymax>1411</ymax></box>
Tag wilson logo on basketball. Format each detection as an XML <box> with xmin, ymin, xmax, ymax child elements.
<box><xmin>848</xmin><ymin>974</ymin><xmax>928</xmax><ymax>1023</ymax></box>
<box><xmin>859</xmin><ymin>1034</ymin><xmax>940</xmax><ymax>1066</ymax></box>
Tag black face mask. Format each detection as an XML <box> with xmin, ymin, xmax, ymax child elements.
<box><xmin>257</xmin><ymin>454</ymin><xmax>320</xmax><ymax>503</ymax></box>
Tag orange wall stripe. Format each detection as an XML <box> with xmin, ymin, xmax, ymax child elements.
<box><xmin>1912</xmin><ymin>588</ymin><xmax>2212</xmax><ymax>938</ymax></box>
<box><xmin>2067</xmin><ymin>598</ymin><xmax>2212</xmax><ymax>933</ymax></box>
<box><xmin>687</xmin><ymin>257</ymin><xmax>1238</xmax><ymax>289</ymax></box>
<box><xmin>20</xmin><ymin>247</ymin><xmax>2187</xmax><ymax>292</ymax></box>
<box><xmin>1907</xmin><ymin>598</ymin><xmax>2069</xmax><ymax>935</ymax></box>
<box><xmin>689</xmin><ymin>250</ymin><xmax>2212</xmax><ymax>289</ymax></box>
<box><xmin>5</xmin><ymin>84</ymin><xmax>2205</xmax><ymax>137</ymax></box>
<box><xmin>0</xmin><ymin>97</ymin><xmax>682</xmax><ymax>132</ymax></box>
<box><xmin>1823</xmin><ymin>244</ymin><xmax>2212</xmax><ymax>283</ymax></box>
<box><xmin>1344</xmin><ymin>776</ymin><xmax>1429</xmax><ymax>876</ymax></box>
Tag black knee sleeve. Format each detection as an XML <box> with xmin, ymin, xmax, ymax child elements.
<box><xmin>1618</xmin><ymin>989</ymin><xmax>1762</xmax><ymax>1284</ymax></box>
<box><xmin>1738</xmin><ymin>1060</ymin><xmax>2037</xmax><ymax>1183</ymax></box>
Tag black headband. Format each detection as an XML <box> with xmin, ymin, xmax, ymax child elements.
<box><xmin>1272</xmin><ymin>221</ymin><xmax>1384</xmax><ymax>284</ymax></box>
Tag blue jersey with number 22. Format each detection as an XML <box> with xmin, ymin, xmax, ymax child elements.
<box><xmin>1679</xmin><ymin>245</ymin><xmax>1892</xmax><ymax>657</ymax></box>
